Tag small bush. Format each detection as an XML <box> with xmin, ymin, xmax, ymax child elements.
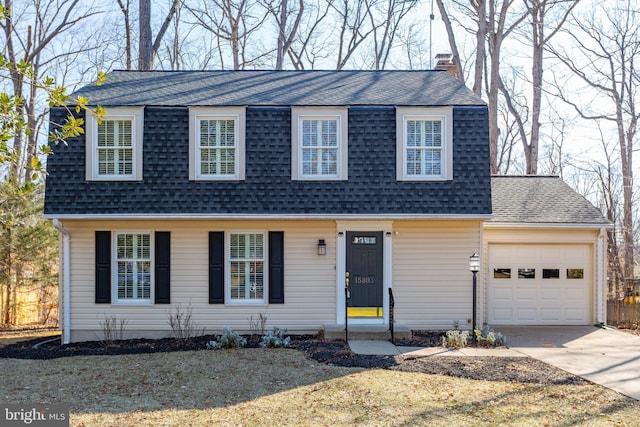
<box><xmin>260</xmin><ymin>326</ymin><xmax>291</xmax><ymax>348</ymax></box>
<box><xmin>248</xmin><ymin>312</ymin><xmax>268</xmax><ymax>336</ymax></box>
<box><xmin>167</xmin><ymin>304</ymin><xmax>203</xmax><ymax>344</ymax></box>
<box><xmin>207</xmin><ymin>328</ymin><xmax>247</xmax><ymax>349</ymax></box>
<box><xmin>442</xmin><ymin>329</ymin><xmax>469</xmax><ymax>348</ymax></box>
<box><xmin>474</xmin><ymin>326</ymin><xmax>506</xmax><ymax>347</ymax></box>
<box><xmin>99</xmin><ymin>316</ymin><xmax>127</xmax><ymax>347</ymax></box>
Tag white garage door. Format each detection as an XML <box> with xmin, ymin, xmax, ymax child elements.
<box><xmin>488</xmin><ymin>244</ymin><xmax>592</xmax><ymax>325</ymax></box>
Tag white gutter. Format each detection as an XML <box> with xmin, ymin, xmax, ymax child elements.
<box><xmin>597</xmin><ymin>226</ymin><xmax>606</xmax><ymax>324</ymax></box>
<box><xmin>484</xmin><ymin>222</ymin><xmax>613</xmax><ymax>229</ymax></box>
<box><xmin>52</xmin><ymin>219</ymin><xmax>71</xmax><ymax>344</ymax></box>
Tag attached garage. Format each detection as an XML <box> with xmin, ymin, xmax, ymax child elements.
<box><xmin>483</xmin><ymin>177</ymin><xmax>611</xmax><ymax>327</ymax></box>
<box><xmin>488</xmin><ymin>243</ymin><xmax>591</xmax><ymax>325</ymax></box>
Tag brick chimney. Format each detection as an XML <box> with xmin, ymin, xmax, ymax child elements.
<box><xmin>434</xmin><ymin>53</ymin><xmax>457</xmax><ymax>78</ymax></box>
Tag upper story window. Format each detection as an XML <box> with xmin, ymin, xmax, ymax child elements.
<box><xmin>292</xmin><ymin>108</ymin><xmax>348</xmax><ymax>180</ymax></box>
<box><xmin>396</xmin><ymin>107</ymin><xmax>453</xmax><ymax>181</ymax></box>
<box><xmin>189</xmin><ymin>107</ymin><xmax>246</xmax><ymax>180</ymax></box>
<box><xmin>114</xmin><ymin>232</ymin><xmax>152</xmax><ymax>304</ymax></box>
<box><xmin>86</xmin><ymin>108</ymin><xmax>144</xmax><ymax>181</ymax></box>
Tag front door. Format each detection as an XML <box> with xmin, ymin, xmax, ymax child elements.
<box><xmin>346</xmin><ymin>231</ymin><xmax>384</xmax><ymax>317</ymax></box>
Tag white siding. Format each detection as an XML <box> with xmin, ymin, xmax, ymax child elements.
<box><xmin>64</xmin><ymin>220</ymin><xmax>337</xmax><ymax>341</ymax></box>
<box><xmin>392</xmin><ymin>220</ymin><xmax>482</xmax><ymax>330</ymax></box>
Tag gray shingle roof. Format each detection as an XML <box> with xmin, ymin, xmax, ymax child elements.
<box><xmin>74</xmin><ymin>70</ymin><xmax>485</xmax><ymax>107</ymax></box>
<box><xmin>44</xmin><ymin>106</ymin><xmax>492</xmax><ymax>217</ymax></box>
<box><xmin>490</xmin><ymin>176</ymin><xmax>610</xmax><ymax>225</ymax></box>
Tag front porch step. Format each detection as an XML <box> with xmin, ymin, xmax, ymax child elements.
<box><xmin>323</xmin><ymin>323</ymin><xmax>411</xmax><ymax>341</ymax></box>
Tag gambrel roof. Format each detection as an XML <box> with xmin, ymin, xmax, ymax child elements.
<box><xmin>45</xmin><ymin>70</ymin><xmax>492</xmax><ymax>218</ymax></box>
<box><xmin>490</xmin><ymin>176</ymin><xmax>610</xmax><ymax>225</ymax></box>
<box><xmin>74</xmin><ymin>70</ymin><xmax>486</xmax><ymax>107</ymax></box>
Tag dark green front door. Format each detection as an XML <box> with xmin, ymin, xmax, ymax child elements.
<box><xmin>346</xmin><ymin>231</ymin><xmax>383</xmax><ymax>317</ymax></box>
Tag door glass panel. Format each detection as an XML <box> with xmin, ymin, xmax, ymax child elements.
<box><xmin>567</xmin><ymin>268</ymin><xmax>584</xmax><ymax>279</ymax></box>
<box><xmin>543</xmin><ymin>269</ymin><xmax>560</xmax><ymax>279</ymax></box>
<box><xmin>518</xmin><ymin>268</ymin><xmax>535</xmax><ymax>279</ymax></box>
<box><xmin>352</xmin><ymin>236</ymin><xmax>376</xmax><ymax>244</ymax></box>
<box><xmin>493</xmin><ymin>268</ymin><xmax>511</xmax><ymax>278</ymax></box>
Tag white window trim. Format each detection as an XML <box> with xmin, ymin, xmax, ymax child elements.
<box><xmin>189</xmin><ymin>107</ymin><xmax>246</xmax><ymax>181</ymax></box>
<box><xmin>291</xmin><ymin>107</ymin><xmax>348</xmax><ymax>181</ymax></box>
<box><xmin>86</xmin><ymin>107</ymin><xmax>144</xmax><ymax>181</ymax></box>
<box><xmin>225</xmin><ymin>230</ymin><xmax>268</xmax><ymax>305</ymax></box>
<box><xmin>112</xmin><ymin>231</ymin><xmax>154</xmax><ymax>305</ymax></box>
<box><xmin>396</xmin><ymin>107</ymin><xmax>453</xmax><ymax>181</ymax></box>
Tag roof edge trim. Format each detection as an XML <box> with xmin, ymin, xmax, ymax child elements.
<box><xmin>44</xmin><ymin>213</ymin><xmax>494</xmax><ymax>221</ymax></box>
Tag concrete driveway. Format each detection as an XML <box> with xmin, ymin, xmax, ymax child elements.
<box><xmin>496</xmin><ymin>326</ymin><xmax>640</xmax><ymax>400</ymax></box>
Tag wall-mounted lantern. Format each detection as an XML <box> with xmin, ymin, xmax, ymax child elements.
<box><xmin>317</xmin><ymin>239</ymin><xmax>327</xmax><ymax>256</ymax></box>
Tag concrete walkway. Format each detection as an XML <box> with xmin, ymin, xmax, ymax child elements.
<box><xmin>349</xmin><ymin>326</ymin><xmax>640</xmax><ymax>401</ymax></box>
<box><xmin>348</xmin><ymin>340</ymin><xmax>524</xmax><ymax>357</ymax></box>
<box><xmin>496</xmin><ymin>326</ymin><xmax>640</xmax><ymax>401</ymax></box>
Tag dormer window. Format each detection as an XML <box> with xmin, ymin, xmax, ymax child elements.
<box><xmin>396</xmin><ymin>107</ymin><xmax>453</xmax><ymax>181</ymax></box>
<box><xmin>291</xmin><ymin>108</ymin><xmax>348</xmax><ymax>181</ymax></box>
<box><xmin>189</xmin><ymin>107</ymin><xmax>246</xmax><ymax>181</ymax></box>
<box><xmin>86</xmin><ymin>107</ymin><xmax>144</xmax><ymax>181</ymax></box>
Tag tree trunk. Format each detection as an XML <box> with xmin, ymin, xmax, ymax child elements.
<box><xmin>526</xmin><ymin>4</ymin><xmax>543</xmax><ymax>175</ymax></box>
<box><xmin>620</xmin><ymin>130</ymin><xmax>634</xmax><ymax>280</ymax></box>
<box><xmin>3</xmin><ymin>238</ymin><xmax>11</xmax><ymax>325</ymax></box>
<box><xmin>435</xmin><ymin>0</ymin><xmax>464</xmax><ymax>81</ymax></box>
<box><xmin>138</xmin><ymin>0</ymin><xmax>153</xmax><ymax>70</ymax></box>
<box><xmin>117</xmin><ymin>0</ymin><xmax>132</xmax><ymax>69</ymax></box>
<box><xmin>473</xmin><ymin>0</ymin><xmax>487</xmax><ymax>97</ymax></box>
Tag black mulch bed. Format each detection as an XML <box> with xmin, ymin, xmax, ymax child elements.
<box><xmin>0</xmin><ymin>331</ymin><xmax>587</xmax><ymax>386</ymax></box>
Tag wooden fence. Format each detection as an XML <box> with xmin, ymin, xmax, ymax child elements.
<box><xmin>607</xmin><ymin>300</ymin><xmax>640</xmax><ymax>328</ymax></box>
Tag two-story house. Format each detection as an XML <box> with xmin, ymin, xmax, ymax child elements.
<box><xmin>44</xmin><ymin>70</ymin><xmax>609</xmax><ymax>343</ymax></box>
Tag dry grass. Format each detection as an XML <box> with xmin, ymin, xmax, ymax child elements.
<box><xmin>0</xmin><ymin>349</ymin><xmax>638</xmax><ymax>426</ymax></box>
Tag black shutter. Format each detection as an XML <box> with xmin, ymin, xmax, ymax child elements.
<box><xmin>95</xmin><ymin>231</ymin><xmax>111</xmax><ymax>304</ymax></box>
<box><xmin>269</xmin><ymin>231</ymin><xmax>285</xmax><ymax>304</ymax></box>
<box><xmin>209</xmin><ymin>232</ymin><xmax>225</xmax><ymax>304</ymax></box>
<box><xmin>155</xmin><ymin>232</ymin><xmax>171</xmax><ymax>304</ymax></box>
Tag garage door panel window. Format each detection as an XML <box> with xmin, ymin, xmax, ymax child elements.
<box><xmin>493</xmin><ymin>268</ymin><xmax>511</xmax><ymax>279</ymax></box>
<box><xmin>518</xmin><ymin>268</ymin><xmax>535</xmax><ymax>279</ymax></box>
<box><xmin>542</xmin><ymin>269</ymin><xmax>560</xmax><ymax>279</ymax></box>
<box><xmin>567</xmin><ymin>268</ymin><xmax>584</xmax><ymax>279</ymax></box>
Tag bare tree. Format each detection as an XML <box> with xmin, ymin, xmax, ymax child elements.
<box><xmin>549</xmin><ymin>0</ymin><xmax>640</xmax><ymax>280</ymax></box>
<box><xmin>498</xmin><ymin>0</ymin><xmax>578</xmax><ymax>175</ymax></box>
<box><xmin>365</xmin><ymin>0</ymin><xmax>418</xmax><ymax>70</ymax></box>
<box><xmin>259</xmin><ymin>0</ymin><xmax>304</xmax><ymax>70</ymax></box>
<box><xmin>434</xmin><ymin>0</ymin><xmax>465</xmax><ymax>81</ymax></box>
<box><xmin>0</xmin><ymin>0</ymin><xmax>101</xmax><ymax>182</ymax></box>
<box><xmin>436</xmin><ymin>1</ymin><xmax>528</xmax><ymax>173</ymax></box>
<box><xmin>116</xmin><ymin>0</ymin><xmax>132</xmax><ymax>69</ymax></box>
<box><xmin>286</xmin><ymin>0</ymin><xmax>332</xmax><ymax>70</ymax></box>
<box><xmin>138</xmin><ymin>0</ymin><xmax>180</xmax><ymax>70</ymax></box>
<box><xmin>186</xmin><ymin>0</ymin><xmax>268</xmax><ymax>70</ymax></box>
<box><xmin>331</xmin><ymin>0</ymin><xmax>376</xmax><ymax>70</ymax></box>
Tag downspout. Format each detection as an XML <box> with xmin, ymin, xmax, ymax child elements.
<box><xmin>52</xmin><ymin>219</ymin><xmax>71</xmax><ymax>344</ymax></box>
<box><xmin>597</xmin><ymin>227</ymin><xmax>606</xmax><ymax>324</ymax></box>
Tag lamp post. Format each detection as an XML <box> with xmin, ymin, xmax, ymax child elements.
<box><xmin>469</xmin><ymin>251</ymin><xmax>480</xmax><ymax>342</ymax></box>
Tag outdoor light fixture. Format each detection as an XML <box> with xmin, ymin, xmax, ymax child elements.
<box><xmin>469</xmin><ymin>251</ymin><xmax>480</xmax><ymax>273</ymax></box>
<box><xmin>317</xmin><ymin>239</ymin><xmax>327</xmax><ymax>256</ymax></box>
<box><xmin>469</xmin><ymin>251</ymin><xmax>480</xmax><ymax>341</ymax></box>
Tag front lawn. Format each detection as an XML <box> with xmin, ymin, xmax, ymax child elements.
<box><xmin>0</xmin><ymin>348</ymin><xmax>637</xmax><ymax>426</ymax></box>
